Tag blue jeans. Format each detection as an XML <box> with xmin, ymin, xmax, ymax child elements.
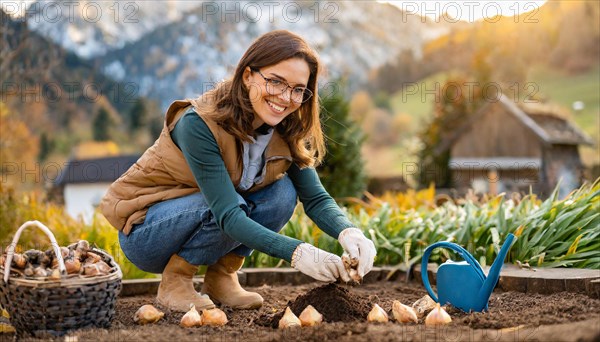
<box><xmin>118</xmin><ymin>176</ymin><xmax>297</xmax><ymax>273</ymax></box>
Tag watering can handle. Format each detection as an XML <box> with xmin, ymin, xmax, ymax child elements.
<box><xmin>420</xmin><ymin>241</ymin><xmax>486</xmax><ymax>303</ymax></box>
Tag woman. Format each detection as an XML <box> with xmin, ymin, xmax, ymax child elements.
<box><xmin>100</xmin><ymin>30</ymin><xmax>376</xmax><ymax>312</ymax></box>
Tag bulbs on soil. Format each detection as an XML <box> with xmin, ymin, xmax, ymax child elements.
<box><xmin>392</xmin><ymin>300</ymin><xmax>418</xmax><ymax>323</ymax></box>
<box><xmin>425</xmin><ymin>304</ymin><xmax>451</xmax><ymax>326</ymax></box>
<box><xmin>180</xmin><ymin>304</ymin><xmax>202</xmax><ymax>327</ymax></box>
<box><xmin>367</xmin><ymin>304</ymin><xmax>389</xmax><ymax>323</ymax></box>
<box><xmin>134</xmin><ymin>305</ymin><xmax>164</xmax><ymax>325</ymax></box>
<box><xmin>412</xmin><ymin>294</ymin><xmax>437</xmax><ymax>319</ymax></box>
<box><xmin>279</xmin><ymin>307</ymin><xmax>301</xmax><ymax>329</ymax></box>
<box><xmin>299</xmin><ymin>305</ymin><xmax>323</xmax><ymax>326</ymax></box>
<box><xmin>201</xmin><ymin>308</ymin><xmax>228</xmax><ymax>326</ymax></box>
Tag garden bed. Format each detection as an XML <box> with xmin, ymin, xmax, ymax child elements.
<box><xmin>11</xmin><ymin>280</ymin><xmax>600</xmax><ymax>342</ymax></box>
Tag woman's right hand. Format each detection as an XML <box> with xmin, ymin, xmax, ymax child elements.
<box><xmin>291</xmin><ymin>243</ymin><xmax>351</xmax><ymax>282</ymax></box>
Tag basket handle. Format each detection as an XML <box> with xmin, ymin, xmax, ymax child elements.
<box><xmin>3</xmin><ymin>220</ymin><xmax>67</xmax><ymax>283</ymax></box>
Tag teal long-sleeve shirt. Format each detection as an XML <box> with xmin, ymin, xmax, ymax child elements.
<box><xmin>171</xmin><ymin>111</ymin><xmax>356</xmax><ymax>262</ymax></box>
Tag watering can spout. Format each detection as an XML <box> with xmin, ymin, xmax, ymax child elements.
<box><xmin>478</xmin><ymin>233</ymin><xmax>516</xmax><ymax>301</ymax></box>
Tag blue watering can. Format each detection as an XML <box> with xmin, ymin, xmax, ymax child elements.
<box><xmin>421</xmin><ymin>234</ymin><xmax>516</xmax><ymax>312</ymax></box>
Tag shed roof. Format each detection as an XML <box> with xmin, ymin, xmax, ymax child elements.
<box><xmin>55</xmin><ymin>155</ymin><xmax>139</xmax><ymax>185</ymax></box>
<box><xmin>526</xmin><ymin>112</ymin><xmax>594</xmax><ymax>145</ymax></box>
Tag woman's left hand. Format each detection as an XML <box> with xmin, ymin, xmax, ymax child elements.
<box><xmin>338</xmin><ymin>227</ymin><xmax>376</xmax><ymax>278</ymax></box>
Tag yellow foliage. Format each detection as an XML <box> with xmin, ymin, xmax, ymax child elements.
<box><xmin>0</xmin><ymin>186</ymin><xmax>153</xmax><ymax>279</ymax></box>
<box><xmin>566</xmin><ymin>234</ymin><xmax>583</xmax><ymax>256</ymax></box>
<box><xmin>377</xmin><ymin>183</ymin><xmax>436</xmax><ymax>211</ymax></box>
<box><xmin>72</xmin><ymin>141</ymin><xmax>120</xmax><ymax>159</ymax></box>
<box><xmin>0</xmin><ymin>102</ymin><xmax>39</xmax><ymax>189</ymax></box>
<box><xmin>349</xmin><ymin>91</ymin><xmax>374</xmax><ymax>123</ymax></box>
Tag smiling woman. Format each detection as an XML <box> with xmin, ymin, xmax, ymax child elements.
<box><xmin>245</xmin><ymin>60</ymin><xmax>310</xmax><ymax>127</ymax></box>
<box><xmin>99</xmin><ymin>29</ymin><xmax>377</xmax><ymax>313</ymax></box>
<box><xmin>382</xmin><ymin>0</ymin><xmax>547</xmax><ymax>22</ymax></box>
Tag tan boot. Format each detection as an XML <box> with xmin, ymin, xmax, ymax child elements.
<box><xmin>202</xmin><ymin>253</ymin><xmax>263</xmax><ymax>309</ymax></box>
<box><xmin>156</xmin><ymin>254</ymin><xmax>215</xmax><ymax>312</ymax></box>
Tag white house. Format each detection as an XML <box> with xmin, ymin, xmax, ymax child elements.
<box><xmin>54</xmin><ymin>155</ymin><xmax>139</xmax><ymax>223</ymax></box>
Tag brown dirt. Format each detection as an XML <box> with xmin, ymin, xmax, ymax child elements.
<box><xmin>256</xmin><ymin>283</ymin><xmax>372</xmax><ymax>327</ymax></box>
<box><xmin>6</xmin><ymin>281</ymin><xmax>600</xmax><ymax>342</ymax></box>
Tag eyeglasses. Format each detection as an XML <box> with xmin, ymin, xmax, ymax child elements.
<box><xmin>251</xmin><ymin>68</ymin><xmax>313</xmax><ymax>104</ymax></box>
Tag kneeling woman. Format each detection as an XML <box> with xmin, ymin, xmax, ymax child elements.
<box><xmin>100</xmin><ymin>30</ymin><xmax>377</xmax><ymax>312</ymax></box>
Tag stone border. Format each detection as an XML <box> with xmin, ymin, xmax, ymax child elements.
<box><xmin>413</xmin><ymin>263</ymin><xmax>600</xmax><ymax>299</ymax></box>
<box><xmin>119</xmin><ymin>266</ymin><xmax>406</xmax><ymax>297</ymax></box>
<box><xmin>119</xmin><ymin>265</ymin><xmax>600</xmax><ymax>298</ymax></box>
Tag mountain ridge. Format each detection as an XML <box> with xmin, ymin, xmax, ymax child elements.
<box><xmin>23</xmin><ymin>0</ymin><xmax>454</xmax><ymax>108</ymax></box>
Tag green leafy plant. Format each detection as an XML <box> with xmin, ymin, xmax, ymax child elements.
<box><xmin>247</xmin><ymin>179</ymin><xmax>600</xmax><ymax>270</ymax></box>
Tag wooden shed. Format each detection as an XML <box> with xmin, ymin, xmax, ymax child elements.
<box><xmin>439</xmin><ymin>94</ymin><xmax>594</xmax><ymax>197</ymax></box>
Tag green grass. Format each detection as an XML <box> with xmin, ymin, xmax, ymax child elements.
<box><xmin>528</xmin><ymin>65</ymin><xmax>600</xmax><ymax>141</ymax></box>
<box><xmin>389</xmin><ymin>71</ymin><xmax>451</xmax><ymax>131</ymax></box>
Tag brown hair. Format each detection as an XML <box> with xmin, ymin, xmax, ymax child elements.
<box><xmin>208</xmin><ymin>30</ymin><xmax>325</xmax><ymax>168</ymax></box>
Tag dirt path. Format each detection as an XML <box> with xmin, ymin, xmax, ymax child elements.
<box><xmin>12</xmin><ymin>281</ymin><xmax>600</xmax><ymax>342</ymax></box>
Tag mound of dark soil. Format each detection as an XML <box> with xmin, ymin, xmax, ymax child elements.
<box><xmin>257</xmin><ymin>283</ymin><xmax>372</xmax><ymax>328</ymax></box>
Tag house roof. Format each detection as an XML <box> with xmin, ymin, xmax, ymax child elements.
<box><xmin>55</xmin><ymin>155</ymin><xmax>140</xmax><ymax>186</ymax></box>
<box><xmin>437</xmin><ymin>94</ymin><xmax>594</xmax><ymax>153</ymax></box>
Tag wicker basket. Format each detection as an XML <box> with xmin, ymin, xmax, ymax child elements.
<box><xmin>0</xmin><ymin>221</ymin><xmax>122</xmax><ymax>337</ymax></box>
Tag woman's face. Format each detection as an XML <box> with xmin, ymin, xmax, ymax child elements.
<box><xmin>243</xmin><ymin>58</ymin><xmax>310</xmax><ymax>129</ymax></box>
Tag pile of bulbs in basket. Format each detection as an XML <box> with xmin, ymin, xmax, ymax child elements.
<box><xmin>1</xmin><ymin>240</ymin><xmax>112</xmax><ymax>279</ymax></box>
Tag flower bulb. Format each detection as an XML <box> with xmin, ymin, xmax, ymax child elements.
<box><xmin>367</xmin><ymin>304</ymin><xmax>389</xmax><ymax>323</ymax></box>
<box><xmin>392</xmin><ymin>300</ymin><xmax>418</xmax><ymax>323</ymax></box>
<box><xmin>180</xmin><ymin>304</ymin><xmax>202</xmax><ymax>328</ymax></box>
<box><xmin>424</xmin><ymin>304</ymin><xmax>452</xmax><ymax>326</ymax></box>
<box><xmin>412</xmin><ymin>295</ymin><xmax>437</xmax><ymax>319</ymax></box>
<box><xmin>278</xmin><ymin>307</ymin><xmax>301</xmax><ymax>329</ymax></box>
<box><xmin>134</xmin><ymin>304</ymin><xmax>164</xmax><ymax>325</ymax></box>
<box><xmin>201</xmin><ymin>308</ymin><xmax>228</xmax><ymax>326</ymax></box>
<box><xmin>299</xmin><ymin>305</ymin><xmax>323</xmax><ymax>326</ymax></box>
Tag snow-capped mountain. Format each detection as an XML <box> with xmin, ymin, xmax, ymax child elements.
<box><xmin>24</xmin><ymin>1</ymin><xmax>452</xmax><ymax>108</ymax></box>
<box><xmin>24</xmin><ymin>0</ymin><xmax>199</xmax><ymax>58</ymax></box>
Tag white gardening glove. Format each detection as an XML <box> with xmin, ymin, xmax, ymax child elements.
<box><xmin>291</xmin><ymin>243</ymin><xmax>351</xmax><ymax>283</ymax></box>
<box><xmin>338</xmin><ymin>227</ymin><xmax>377</xmax><ymax>278</ymax></box>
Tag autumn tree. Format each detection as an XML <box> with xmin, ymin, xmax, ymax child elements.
<box><xmin>417</xmin><ymin>75</ymin><xmax>486</xmax><ymax>188</ymax></box>
<box><xmin>0</xmin><ymin>102</ymin><xmax>39</xmax><ymax>189</ymax></box>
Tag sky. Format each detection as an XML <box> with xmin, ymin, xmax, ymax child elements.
<box><xmin>381</xmin><ymin>0</ymin><xmax>548</xmax><ymax>22</ymax></box>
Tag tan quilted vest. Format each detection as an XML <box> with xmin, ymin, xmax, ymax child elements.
<box><xmin>100</xmin><ymin>93</ymin><xmax>293</xmax><ymax>234</ymax></box>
